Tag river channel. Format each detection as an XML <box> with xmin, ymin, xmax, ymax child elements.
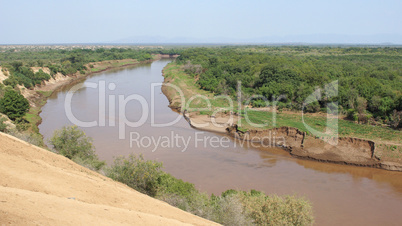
<box><xmin>39</xmin><ymin>59</ymin><xmax>402</xmax><ymax>225</ymax></box>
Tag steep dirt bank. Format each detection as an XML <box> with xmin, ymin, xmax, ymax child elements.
<box><xmin>23</xmin><ymin>56</ymin><xmax>165</xmax><ymax>105</ymax></box>
<box><xmin>0</xmin><ymin>67</ymin><xmax>9</xmax><ymax>82</ymax></box>
<box><xmin>226</xmin><ymin>125</ymin><xmax>402</xmax><ymax>171</ymax></box>
<box><xmin>0</xmin><ymin>132</ymin><xmax>217</xmax><ymax>225</ymax></box>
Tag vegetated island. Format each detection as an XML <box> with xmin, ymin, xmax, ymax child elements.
<box><xmin>161</xmin><ymin>46</ymin><xmax>402</xmax><ymax>171</ymax></box>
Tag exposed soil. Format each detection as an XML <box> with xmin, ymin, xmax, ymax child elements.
<box><xmin>0</xmin><ymin>132</ymin><xmax>216</xmax><ymax>225</ymax></box>
<box><xmin>0</xmin><ymin>67</ymin><xmax>9</xmax><ymax>82</ymax></box>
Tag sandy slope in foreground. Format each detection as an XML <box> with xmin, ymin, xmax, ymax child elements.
<box><xmin>0</xmin><ymin>133</ymin><xmax>217</xmax><ymax>225</ymax></box>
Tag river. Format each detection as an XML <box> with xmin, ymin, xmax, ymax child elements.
<box><xmin>39</xmin><ymin>59</ymin><xmax>402</xmax><ymax>225</ymax></box>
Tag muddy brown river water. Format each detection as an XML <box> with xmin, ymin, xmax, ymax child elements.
<box><xmin>39</xmin><ymin>59</ymin><xmax>402</xmax><ymax>225</ymax></box>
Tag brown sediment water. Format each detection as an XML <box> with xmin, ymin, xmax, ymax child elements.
<box><xmin>39</xmin><ymin>59</ymin><xmax>402</xmax><ymax>225</ymax></box>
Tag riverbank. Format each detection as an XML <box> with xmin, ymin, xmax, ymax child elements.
<box><xmin>161</xmin><ymin>62</ymin><xmax>402</xmax><ymax>171</ymax></box>
<box><xmin>10</xmin><ymin>55</ymin><xmax>172</xmax><ymax>138</ymax></box>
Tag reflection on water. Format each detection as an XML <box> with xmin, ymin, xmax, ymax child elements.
<box><xmin>39</xmin><ymin>59</ymin><xmax>402</xmax><ymax>226</ymax></box>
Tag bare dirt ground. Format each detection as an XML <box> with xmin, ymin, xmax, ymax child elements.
<box><xmin>0</xmin><ymin>132</ymin><xmax>217</xmax><ymax>226</ymax></box>
<box><xmin>185</xmin><ymin>112</ymin><xmax>240</xmax><ymax>134</ymax></box>
<box><xmin>0</xmin><ymin>67</ymin><xmax>9</xmax><ymax>83</ymax></box>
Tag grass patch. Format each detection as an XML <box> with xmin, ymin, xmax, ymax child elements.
<box><xmin>91</xmin><ymin>67</ymin><xmax>106</xmax><ymax>72</ymax></box>
<box><xmin>377</xmin><ymin>143</ymin><xmax>402</xmax><ymax>160</ymax></box>
<box><xmin>24</xmin><ymin>91</ymin><xmax>53</xmax><ymax>133</ymax></box>
<box><xmin>164</xmin><ymin>63</ymin><xmax>235</xmax><ymax>110</ymax></box>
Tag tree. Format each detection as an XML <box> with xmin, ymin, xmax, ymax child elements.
<box><xmin>50</xmin><ymin>125</ymin><xmax>95</xmax><ymax>160</ymax></box>
<box><xmin>0</xmin><ymin>90</ymin><xmax>30</xmax><ymax>120</ymax></box>
<box><xmin>49</xmin><ymin>125</ymin><xmax>105</xmax><ymax>170</ymax></box>
<box><xmin>356</xmin><ymin>96</ymin><xmax>367</xmax><ymax>115</ymax></box>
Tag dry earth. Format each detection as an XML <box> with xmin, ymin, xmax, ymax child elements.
<box><xmin>0</xmin><ymin>67</ymin><xmax>9</xmax><ymax>83</ymax></box>
<box><xmin>0</xmin><ymin>132</ymin><xmax>217</xmax><ymax>226</ymax></box>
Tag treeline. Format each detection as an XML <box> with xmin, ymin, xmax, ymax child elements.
<box><xmin>176</xmin><ymin>46</ymin><xmax>402</xmax><ymax>128</ymax></box>
<box><xmin>0</xmin><ymin>47</ymin><xmax>180</xmax><ymax>65</ymax></box>
<box><xmin>0</xmin><ymin>48</ymin><xmax>181</xmax><ymax>89</ymax></box>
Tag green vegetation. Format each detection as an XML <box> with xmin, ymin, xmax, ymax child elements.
<box><xmin>0</xmin><ymin>89</ymin><xmax>30</xmax><ymax>121</ymax></box>
<box><xmin>164</xmin><ymin>61</ymin><xmax>402</xmax><ymax>143</ymax></box>
<box><xmin>106</xmin><ymin>154</ymin><xmax>163</xmax><ymax>196</ymax></box>
<box><xmin>107</xmin><ymin>153</ymin><xmax>314</xmax><ymax>225</ymax></box>
<box><xmin>241</xmin><ymin>110</ymin><xmax>402</xmax><ymax>143</ymax></box>
<box><xmin>0</xmin><ymin>117</ymin><xmax>7</xmax><ymax>132</ymax></box>
<box><xmin>176</xmin><ymin>46</ymin><xmax>402</xmax><ymax>128</ymax></box>
<box><xmin>0</xmin><ymin>48</ymin><xmax>166</xmax><ymax>88</ymax></box>
<box><xmin>49</xmin><ymin>126</ymin><xmax>105</xmax><ymax>171</ymax></box>
<box><xmin>222</xmin><ymin>190</ymin><xmax>314</xmax><ymax>225</ymax></box>
<box><xmin>0</xmin><ymin>47</ymin><xmax>179</xmax><ymax>65</ymax></box>
<box><xmin>24</xmin><ymin>90</ymin><xmax>52</xmax><ymax>131</ymax></box>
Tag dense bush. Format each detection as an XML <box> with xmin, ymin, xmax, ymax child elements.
<box><xmin>106</xmin><ymin>154</ymin><xmax>314</xmax><ymax>225</ymax></box>
<box><xmin>106</xmin><ymin>154</ymin><xmax>163</xmax><ymax>196</ymax></box>
<box><xmin>228</xmin><ymin>190</ymin><xmax>314</xmax><ymax>225</ymax></box>
<box><xmin>0</xmin><ymin>90</ymin><xmax>30</xmax><ymax>120</ymax></box>
<box><xmin>49</xmin><ymin>126</ymin><xmax>105</xmax><ymax>171</ymax></box>
<box><xmin>2</xmin><ymin>64</ymin><xmax>52</xmax><ymax>88</ymax></box>
<box><xmin>177</xmin><ymin>46</ymin><xmax>402</xmax><ymax>126</ymax></box>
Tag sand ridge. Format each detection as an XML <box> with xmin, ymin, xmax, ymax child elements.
<box><xmin>0</xmin><ymin>132</ymin><xmax>217</xmax><ymax>225</ymax></box>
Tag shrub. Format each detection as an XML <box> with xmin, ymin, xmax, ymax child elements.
<box><xmin>233</xmin><ymin>190</ymin><xmax>314</xmax><ymax>225</ymax></box>
<box><xmin>49</xmin><ymin>125</ymin><xmax>105</xmax><ymax>171</ymax></box>
<box><xmin>106</xmin><ymin>154</ymin><xmax>163</xmax><ymax>196</ymax></box>
<box><xmin>15</xmin><ymin>118</ymin><xmax>30</xmax><ymax>131</ymax></box>
<box><xmin>251</xmin><ymin>99</ymin><xmax>268</xmax><ymax>108</ymax></box>
<box><xmin>7</xmin><ymin>129</ymin><xmax>43</xmax><ymax>147</ymax></box>
<box><xmin>0</xmin><ymin>90</ymin><xmax>30</xmax><ymax>121</ymax></box>
<box><xmin>157</xmin><ymin>173</ymin><xmax>197</xmax><ymax>200</ymax></box>
<box><xmin>0</xmin><ymin>117</ymin><xmax>8</xmax><ymax>132</ymax></box>
<box><xmin>211</xmin><ymin>195</ymin><xmax>253</xmax><ymax>226</ymax></box>
<box><xmin>389</xmin><ymin>110</ymin><xmax>402</xmax><ymax>129</ymax></box>
<box><xmin>304</xmin><ymin>101</ymin><xmax>320</xmax><ymax>113</ymax></box>
<box><xmin>33</xmin><ymin>69</ymin><xmax>51</xmax><ymax>85</ymax></box>
<box><xmin>347</xmin><ymin>109</ymin><xmax>358</xmax><ymax>121</ymax></box>
<box><xmin>105</xmin><ymin>153</ymin><xmax>314</xmax><ymax>225</ymax></box>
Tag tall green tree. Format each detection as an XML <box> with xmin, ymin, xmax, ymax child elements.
<box><xmin>0</xmin><ymin>90</ymin><xmax>29</xmax><ymax>120</ymax></box>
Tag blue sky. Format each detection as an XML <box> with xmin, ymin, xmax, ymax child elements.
<box><xmin>0</xmin><ymin>0</ymin><xmax>401</xmax><ymax>44</ymax></box>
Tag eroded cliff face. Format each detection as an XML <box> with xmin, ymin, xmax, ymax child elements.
<box><xmin>227</xmin><ymin>125</ymin><xmax>401</xmax><ymax>171</ymax></box>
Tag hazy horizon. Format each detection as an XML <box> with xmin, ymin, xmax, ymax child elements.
<box><xmin>1</xmin><ymin>0</ymin><xmax>401</xmax><ymax>44</ymax></box>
